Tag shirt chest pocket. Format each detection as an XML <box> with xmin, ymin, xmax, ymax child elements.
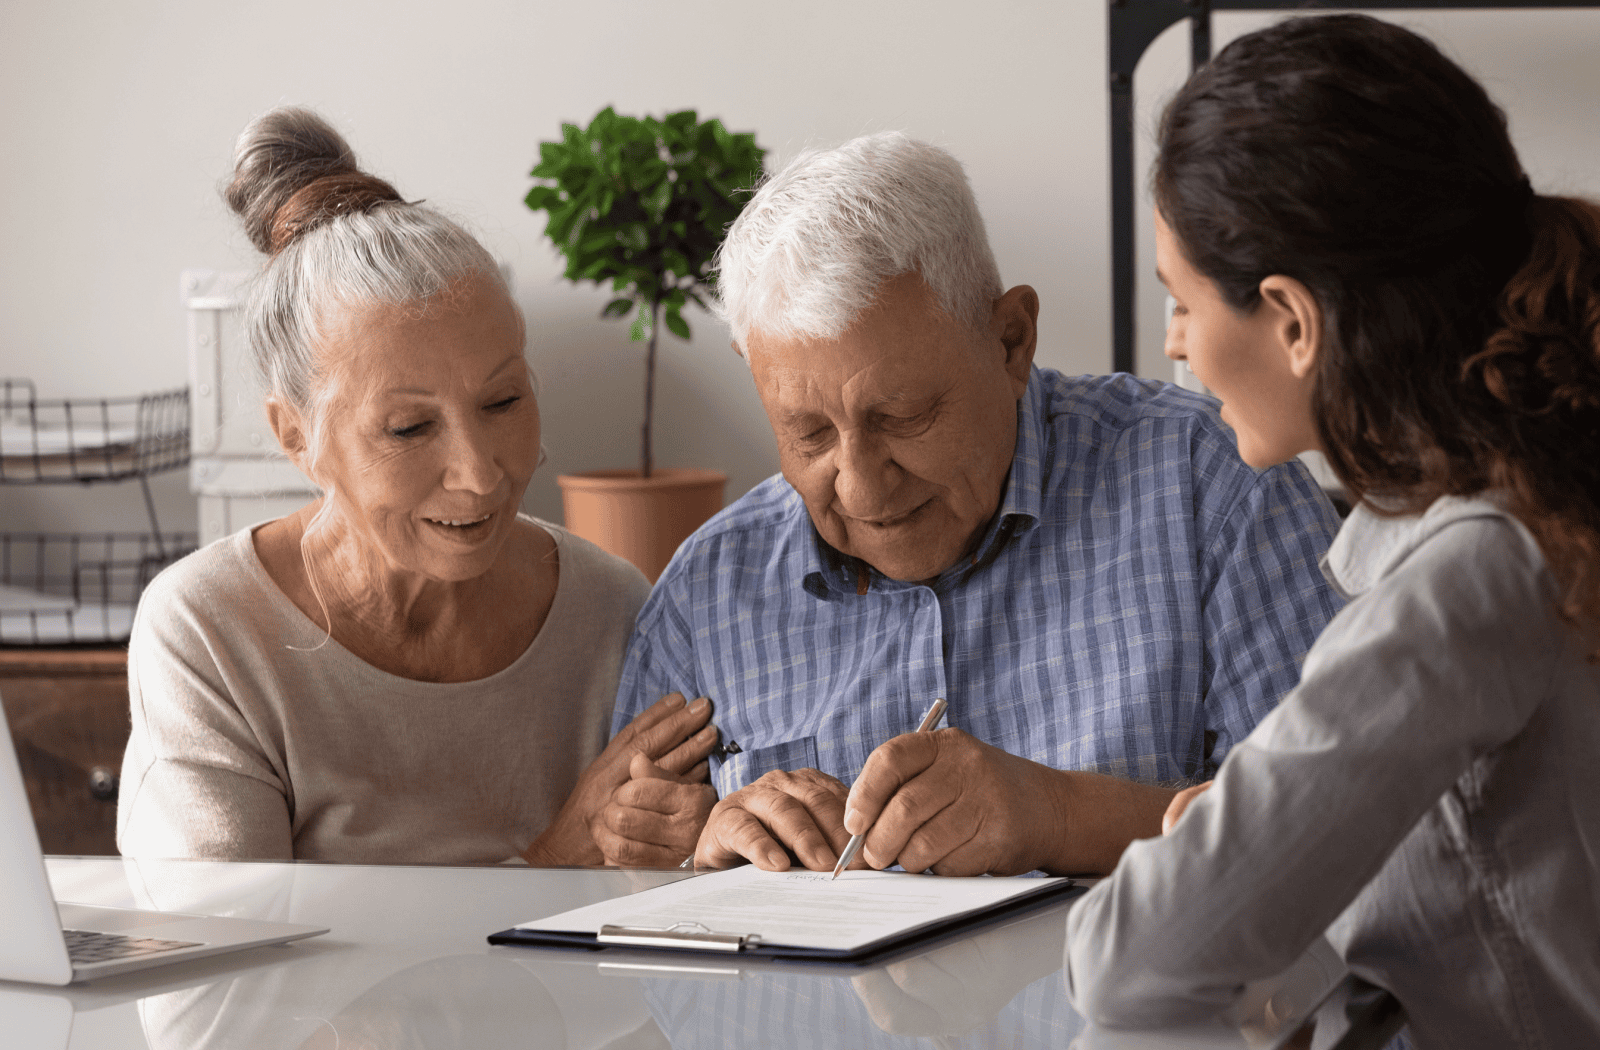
<box><xmin>712</xmin><ymin>736</ymin><xmax>820</xmax><ymax>798</ymax></box>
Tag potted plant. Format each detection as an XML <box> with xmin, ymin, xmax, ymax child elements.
<box><xmin>526</xmin><ymin>107</ymin><xmax>765</xmax><ymax>580</ymax></box>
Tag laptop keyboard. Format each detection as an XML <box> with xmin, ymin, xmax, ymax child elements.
<box><xmin>64</xmin><ymin>928</ymin><xmax>201</xmax><ymax>965</ymax></box>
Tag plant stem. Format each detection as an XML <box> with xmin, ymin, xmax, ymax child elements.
<box><xmin>642</xmin><ymin>299</ymin><xmax>659</xmax><ymax>479</ymax></box>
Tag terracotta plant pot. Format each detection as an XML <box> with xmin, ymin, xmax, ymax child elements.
<box><xmin>557</xmin><ymin>468</ymin><xmax>728</xmax><ymax>582</ymax></box>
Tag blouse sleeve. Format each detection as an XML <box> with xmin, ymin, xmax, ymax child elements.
<box><xmin>1064</xmin><ymin>514</ymin><xmax>1560</xmax><ymax>1027</ymax></box>
<box><xmin>116</xmin><ymin>581</ymin><xmax>293</xmax><ymax>861</ymax></box>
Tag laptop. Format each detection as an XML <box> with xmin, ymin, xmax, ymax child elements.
<box><xmin>0</xmin><ymin>690</ymin><xmax>327</xmax><ymax>984</ymax></box>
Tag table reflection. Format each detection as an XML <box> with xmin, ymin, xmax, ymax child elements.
<box><xmin>616</xmin><ymin>904</ymin><xmax>1086</xmax><ymax>1050</ymax></box>
<box><xmin>18</xmin><ymin>859</ymin><xmax>1341</xmax><ymax>1050</ymax></box>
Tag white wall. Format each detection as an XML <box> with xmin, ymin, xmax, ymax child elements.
<box><xmin>3</xmin><ymin>2</ymin><xmax>1599</xmax><ymax>537</ymax></box>
<box><xmin>1131</xmin><ymin>9</ymin><xmax>1600</xmax><ymax>380</ymax></box>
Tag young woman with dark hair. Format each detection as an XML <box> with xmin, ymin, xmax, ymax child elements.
<box><xmin>1064</xmin><ymin>15</ymin><xmax>1600</xmax><ymax>1048</ymax></box>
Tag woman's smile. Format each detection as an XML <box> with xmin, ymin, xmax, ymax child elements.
<box><xmin>421</xmin><ymin>511</ymin><xmax>498</xmax><ymax>540</ymax></box>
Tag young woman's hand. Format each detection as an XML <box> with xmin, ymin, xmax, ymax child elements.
<box><xmin>1162</xmin><ymin>781</ymin><xmax>1214</xmax><ymax>834</ymax></box>
<box><xmin>522</xmin><ymin>693</ymin><xmax>717</xmax><ymax>866</ymax></box>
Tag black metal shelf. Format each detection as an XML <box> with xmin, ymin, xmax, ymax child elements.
<box><xmin>1</xmin><ymin>379</ymin><xmax>189</xmax><ymax>485</ymax></box>
<box><xmin>0</xmin><ymin>378</ymin><xmax>194</xmax><ymax>646</ymax></box>
<box><xmin>1107</xmin><ymin>0</ymin><xmax>1600</xmax><ymax>374</ymax></box>
<box><xmin>0</xmin><ymin>532</ymin><xmax>196</xmax><ymax>646</ymax></box>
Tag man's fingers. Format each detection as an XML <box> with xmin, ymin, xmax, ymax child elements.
<box><xmin>699</xmin><ymin>806</ymin><xmax>791</xmax><ymax>870</ymax></box>
<box><xmin>918</xmin><ymin>822</ymin><xmax>991</xmax><ymax>877</ymax></box>
<box><xmin>694</xmin><ymin>770</ymin><xmax>851</xmax><ymax>871</ymax></box>
<box><xmin>742</xmin><ymin>790</ymin><xmax>843</xmax><ymax>870</ymax></box>
<box><xmin>864</xmin><ymin>772</ymin><xmax>963</xmax><ymax>870</ymax></box>
<box><xmin>846</xmin><ymin>732</ymin><xmax>944</xmax><ymax>835</ymax></box>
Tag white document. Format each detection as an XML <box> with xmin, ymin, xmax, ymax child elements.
<box><xmin>515</xmin><ymin>866</ymin><xmax>1072</xmax><ymax>954</ymax></box>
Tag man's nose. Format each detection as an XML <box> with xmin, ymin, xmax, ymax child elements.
<box><xmin>1163</xmin><ymin>329</ymin><xmax>1186</xmax><ymax>362</ymax></box>
<box><xmin>832</xmin><ymin>429</ymin><xmax>897</xmax><ymax>514</ymax></box>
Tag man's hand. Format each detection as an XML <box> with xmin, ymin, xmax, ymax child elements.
<box><xmin>842</xmin><ymin>728</ymin><xmax>1062</xmax><ymax>876</ymax></box>
<box><xmin>523</xmin><ymin>693</ymin><xmax>717</xmax><ymax>866</ymax></box>
<box><xmin>594</xmin><ymin>752</ymin><xmax>717</xmax><ymax>867</ymax></box>
<box><xmin>693</xmin><ymin>768</ymin><xmax>865</xmax><ymax>871</ymax></box>
<box><xmin>844</xmin><ymin>728</ymin><xmax>1176</xmax><ymax>876</ymax></box>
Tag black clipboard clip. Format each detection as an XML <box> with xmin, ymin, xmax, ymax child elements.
<box><xmin>597</xmin><ymin>921</ymin><xmax>762</xmax><ymax>953</ymax></box>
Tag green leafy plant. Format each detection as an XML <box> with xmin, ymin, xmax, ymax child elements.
<box><xmin>526</xmin><ymin>107</ymin><xmax>765</xmax><ymax>477</ymax></box>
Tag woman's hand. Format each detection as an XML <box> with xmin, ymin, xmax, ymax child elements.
<box><xmin>1163</xmin><ymin>780</ymin><xmax>1213</xmax><ymax>834</ymax></box>
<box><xmin>523</xmin><ymin>693</ymin><xmax>718</xmax><ymax>866</ymax></box>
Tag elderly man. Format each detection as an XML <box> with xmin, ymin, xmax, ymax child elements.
<box><xmin>600</xmin><ymin>132</ymin><xmax>1342</xmax><ymax>876</ymax></box>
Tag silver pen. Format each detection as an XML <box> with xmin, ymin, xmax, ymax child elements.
<box><xmin>831</xmin><ymin>698</ymin><xmax>948</xmax><ymax>880</ymax></box>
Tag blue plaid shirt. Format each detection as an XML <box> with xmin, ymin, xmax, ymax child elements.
<box><xmin>613</xmin><ymin>368</ymin><xmax>1343</xmax><ymax>797</ymax></box>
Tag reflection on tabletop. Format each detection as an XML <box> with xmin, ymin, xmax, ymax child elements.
<box><xmin>619</xmin><ymin>901</ymin><xmax>1340</xmax><ymax>1050</ymax></box>
<box><xmin>9</xmin><ymin>858</ymin><xmax>1343</xmax><ymax>1050</ymax></box>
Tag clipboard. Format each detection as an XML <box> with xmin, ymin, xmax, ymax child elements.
<box><xmin>489</xmin><ymin>867</ymin><xmax>1083</xmax><ymax>964</ymax></box>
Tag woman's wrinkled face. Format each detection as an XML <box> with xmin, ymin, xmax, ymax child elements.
<box><xmin>298</xmin><ymin>273</ymin><xmax>539</xmax><ymax>583</ymax></box>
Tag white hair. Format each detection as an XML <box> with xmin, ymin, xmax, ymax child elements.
<box><xmin>227</xmin><ymin>107</ymin><xmax>507</xmax><ymax>419</ymax></box>
<box><xmin>225</xmin><ymin>108</ymin><xmax>525</xmax><ymax>649</ymax></box>
<box><xmin>713</xmin><ymin>131</ymin><xmax>1003</xmax><ymax>351</ymax></box>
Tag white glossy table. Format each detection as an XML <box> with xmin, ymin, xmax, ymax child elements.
<box><xmin>3</xmin><ymin>857</ymin><xmax>1344</xmax><ymax>1049</ymax></box>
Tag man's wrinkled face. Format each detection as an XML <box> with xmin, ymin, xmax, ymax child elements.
<box><xmin>747</xmin><ymin>273</ymin><xmax>1036</xmax><ymax>582</ymax></box>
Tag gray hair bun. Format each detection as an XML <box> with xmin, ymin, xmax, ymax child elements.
<box><xmin>225</xmin><ymin>107</ymin><xmax>402</xmax><ymax>256</ymax></box>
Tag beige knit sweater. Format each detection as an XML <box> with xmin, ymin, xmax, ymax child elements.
<box><xmin>117</xmin><ymin>518</ymin><xmax>649</xmax><ymax>865</ymax></box>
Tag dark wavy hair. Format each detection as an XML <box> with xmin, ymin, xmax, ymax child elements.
<box><xmin>1156</xmin><ymin>14</ymin><xmax>1600</xmax><ymax>656</ymax></box>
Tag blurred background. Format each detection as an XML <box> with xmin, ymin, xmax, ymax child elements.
<box><xmin>3</xmin><ymin>1</ymin><xmax>1599</xmax><ymax>537</ymax></box>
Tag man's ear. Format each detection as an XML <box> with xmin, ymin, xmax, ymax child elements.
<box><xmin>1257</xmin><ymin>275</ymin><xmax>1321</xmax><ymax>380</ymax></box>
<box><xmin>990</xmin><ymin>284</ymin><xmax>1040</xmax><ymax>397</ymax></box>
<box><xmin>265</xmin><ymin>399</ymin><xmax>311</xmax><ymax>472</ymax></box>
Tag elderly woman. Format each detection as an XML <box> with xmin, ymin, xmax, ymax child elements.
<box><xmin>116</xmin><ymin>108</ymin><xmax>717</xmax><ymax>866</ymax></box>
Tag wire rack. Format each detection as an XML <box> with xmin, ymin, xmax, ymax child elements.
<box><xmin>0</xmin><ymin>378</ymin><xmax>189</xmax><ymax>485</ymax></box>
<box><xmin>0</xmin><ymin>532</ymin><xmax>197</xmax><ymax>646</ymax></box>
<box><xmin>1</xmin><ymin>378</ymin><xmax>195</xmax><ymax>645</ymax></box>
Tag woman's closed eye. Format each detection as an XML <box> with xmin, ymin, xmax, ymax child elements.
<box><xmin>388</xmin><ymin>396</ymin><xmax>520</xmax><ymax>439</ymax></box>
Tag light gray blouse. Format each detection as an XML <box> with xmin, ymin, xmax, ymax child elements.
<box><xmin>1064</xmin><ymin>495</ymin><xmax>1600</xmax><ymax>1048</ymax></box>
<box><xmin>117</xmin><ymin>518</ymin><xmax>650</xmax><ymax>865</ymax></box>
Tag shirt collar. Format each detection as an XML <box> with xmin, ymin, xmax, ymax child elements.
<box><xmin>800</xmin><ymin>367</ymin><xmax>1049</xmax><ymax>600</ymax></box>
<box><xmin>1320</xmin><ymin>491</ymin><xmax>1514</xmax><ymax>600</ymax></box>
<box><xmin>801</xmin><ymin>516</ymin><xmax>860</xmax><ymax>600</ymax></box>
<box><xmin>985</xmin><ymin>367</ymin><xmax>1048</xmax><ymax>541</ymax></box>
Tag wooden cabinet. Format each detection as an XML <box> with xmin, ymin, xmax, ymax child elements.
<box><xmin>0</xmin><ymin>647</ymin><xmax>128</xmax><ymax>855</ymax></box>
